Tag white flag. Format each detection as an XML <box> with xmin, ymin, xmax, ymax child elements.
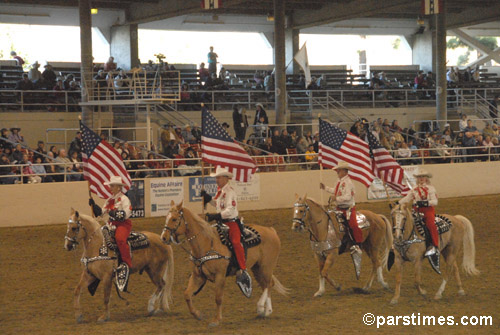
<box><xmin>294</xmin><ymin>43</ymin><xmax>311</xmax><ymax>88</ymax></box>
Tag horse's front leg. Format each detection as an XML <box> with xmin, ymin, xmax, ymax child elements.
<box><xmin>74</xmin><ymin>271</ymin><xmax>91</xmax><ymax>323</ymax></box>
<box><xmin>318</xmin><ymin>252</ymin><xmax>341</xmax><ymax>295</ymax></box>
<box><xmin>414</xmin><ymin>257</ymin><xmax>427</xmax><ymax>296</ymax></box>
<box><xmin>184</xmin><ymin>272</ymin><xmax>207</xmax><ymax>321</ymax></box>
<box><xmin>313</xmin><ymin>254</ymin><xmax>326</xmax><ymax>297</ymax></box>
<box><xmin>209</xmin><ymin>272</ymin><xmax>226</xmax><ymax>327</ymax></box>
<box><xmin>390</xmin><ymin>255</ymin><xmax>404</xmax><ymax>305</ymax></box>
<box><xmin>97</xmin><ymin>272</ymin><xmax>113</xmax><ymax>322</ymax></box>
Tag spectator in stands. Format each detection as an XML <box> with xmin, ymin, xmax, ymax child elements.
<box><xmin>254</xmin><ymin>103</ymin><xmax>269</xmax><ymax>125</ymax></box>
<box><xmin>254</xmin><ymin>116</ymin><xmax>268</xmax><ymax>142</ymax></box>
<box><xmin>489</xmin><ymin>95</ymin><xmax>499</xmax><ymax>121</ymax></box>
<box><xmin>312</xmin><ymin>133</ymin><xmax>319</xmax><ymax>153</ymax></box>
<box><xmin>49</xmin><ymin>145</ymin><xmax>58</xmax><ymax>158</ymax></box>
<box><xmin>472</xmin><ymin>65</ymin><xmax>481</xmax><ymax>82</ymax></box>
<box><xmin>0</xmin><ymin>128</ymin><xmax>11</xmax><ymax>151</ymax></box>
<box><xmin>396</xmin><ymin>142</ymin><xmax>412</xmax><ymax>165</ymax></box>
<box><xmin>447</xmin><ymin>67</ymin><xmax>459</xmax><ymax>86</ymax></box>
<box><xmin>122</xmin><ymin>141</ymin><xmax>132</xmax><ymax>157</ymax></box>
<box><xmin>93</xmin><ymin>70</ymin><xmax>107</xmax><ymax>93</ymax></box>
<box><xmin>491</xmin><ymin>124</ymin><xmax>499</xmax><ymax>138</ymax></box>
<box><xmin>414</xmin><ymin>71</ymin><xmax>426</xmax><ymax>90</ymax></box>
<box><xmin>297</xmin><ymin>75</ymin><xmax>306</xmax><ymax>89</ymax></box>
<box><xmin>104</xmin><ymin>56</ymin><xmax>117</xmax><ymax>72</ymax></box>
<box><xmin>425</xmin><ymin>71</ymin><xmax>435</xmax><ymax>88</ymax></box>
<box><xmin>482</xmin><ymin>123</ymin><xmax>495</xmax><ymax>138</ymax></box>
<box><xmin>254</xmin><ymin>71</ymin><xmax>264</xmax><ymax>89</ymax></box>
<box><xmin>304</xmin><ymin>131</ymin><xmax>313</xmax><ymax>146</ymax></box>
<box><xmin>28</xmin><ymin>61</ymin><xmax>42</xmax><ymax>87</ymax></box>
<box><xmin>112</xmin><ymin>140</ymin><xmax>122</xmax><ymax>154</ymax></box>
<box><xmin>305</xmin><ymin>145</ymin><xmax>317</xmax><ymax>169</ymax></box>
<box><xmin>390</xmin><ymin>120</ymin><xmax>403</xmax><ymax>133</ymax></box>
<box><xmin>459</xmin><ymin>114</ymin><xmax>468</xmax><ymax>132</ymax></box>
<box><xmin>349</xmin><ymin>120</ymin><xmax>361</xmax><ymax>137</ymax></box>
<box><xmin>232</xmin><ymin>105</ymin><xmax>248</xmax><ymax>142</ymax></box>
<box><xmin>378</xmin><ymin>72</ymin><xmax>390</xmax><ymax>88</ymax></box>
<box><xmin>11</xmin><ymin>51</ymin><xmax>25</xmax><ymax>67</ymax></box>
<box><xmin>271</xmin><ymin>129</ymin><xmax>286</xmax><ymax>155</ymax></box>
<box><xmin>63</xmin><ymin>74</ymin><xmax>75</xmax><ymax>90</ymax></box>
<box><xmin>70</xmin><ymin>151</ymin><xmax>83</xmax><ymax>180</ymax></box>
<box><xmin>114</xmin><ymin>69</ymin><xmax>129</xmax><ymax>90</ymax></box>
<box><xmin>46</xmin><ymin>151</ymin><xmax>57</xmax><ymax>176</ymax></box>
<box><xmin>11</xmin><ymin>144</ymin><xmax>24</xmax><ymax>163</ymax></box>
<box><xmin>174</xmin><ymin>127</ymin><xmax>185</xmax><ymax>144</ymax></box>
<box><xmin>280</xmin><ymin>129</ymin><xmax>293</xmax><ymax>149</ymax></box>
<box><xmin>316</xmin><ymin>75</ymin><xmax>325</xmax><ymax>89</ymax></box>
<box><xmin>180</xmin><ymin>84</ymin><xmax>193</xmax><ymax>110</ymax></box>
<box><xmin>182</xmin><ymin>124</ymin><xmax>196</xmax><ymax>144</ymax></box>
<box><xmin>259</xmin><ymin>137</ymin><xmax>273</xmax><ymax>154</ymax></box>
<box><xmin>198</xmin><ymin>62</ymin><xmax>209</xmax><ymax>83</ymax></box>
<box><xmin>464</xmin><ymin>66</ymin><xmax>472</xmax><ymax>82</ymax></box>
<box><xmin>54</xmin><ymin>148</ymin><xmax>72</xmax><ymax>182</ymax></box>
<box><xmin>160</xmin><ymin>123</ymin><xmax>179</xmax><ymax>153</ymax></box>
<box><xmin>264</xmin><ymin>71</ymin><xmax>274</xmax><ymax>93</ymax></box>
<box><xmin>184</xmin><ymin>147</ymin><xmax>201</xmax><ymax>175</ymax></box>
<box><xmin>8</xmin><ymin>126</ymin><xmax>24</xmax><ymax>144</ymax></box>
<box><xmin>442</xmin><ymin>129</ymin><xmax>453</xmax><ymax>145</ymax></box>
<box><xmin>68</xmin><ymin>131</ymin><xmax>82</xmax><ymax>157</ymax></box>
<box><xmin>19</xmin><ymin>153</ymin><xmax>41</xmax><ymax>184</ymax></box>
<box><xmin>42</xmin><ymin>64</ymin><xmax>57</xmax><ymax>89</ymax></box>
<box><xmin>435</xmin><ymin>137</ymin><xmax>452</xmax><ymax>163</ymax></box>
<box><xmin>0</xmin><ymin>154</ymin><xmax>19</xmax><ymax>184</ymax></box>
<box><xmin>296</xmin><ymin>136</ymin><xmax>308</xmax><ymax>160</ymax></box>
<box><xmin>207</xmin><ymin>46</ymin><xmax>218</xmax><ymax>75</ymax></box>
<box><xmin>463</xmin><ymin>120</ymin><xmax>479</xmax><ymax>162</ymax></box>
<box><xmin>15</xmin><ymin>73</ymin><xmax>34</xmax><ymax>91</ymax></box>
<box><xmin>33</xmin><ymin>140</ymin><xmax>47</xmax><ymax>162</ymax></box>
<box><xmin>191</xmin><ymin>123</ymin><xmax>202</xmax><ymax>143</ymax></box>
<box><xmin>32</xmin><ymin>156</ymin><xmax>52</xmax><ymax>183</ymax></box>
<box><xmin>163</xmin><ymin>140</ymin><xmax>178</xmax><ymax>159</ymax></box>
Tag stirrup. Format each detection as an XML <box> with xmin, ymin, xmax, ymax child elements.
<box><xmin>424</xmin><ymin>246</ymin><xmax>437</xmax><ymax>257</ymax></box>
<box><xmin>115</xmin><ymin>263</ymin><xmax>130</xmax><ymax>292</ymax></box>
<box><xmin>350</xmin><ymin>245</ymin><xmax>362</xmax><ymax>280</ymax></box>
<box><xmin>236</xmin><ymin>270</ymin><xmax>252</xmax><ymax>298</ymax></box>
<box><xmin>427</xmin><ymin>249</ymin><xmax>441</xmax><ymax>275</ymax></box>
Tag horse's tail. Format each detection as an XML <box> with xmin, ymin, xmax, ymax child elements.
<box><xmin>160</xmin><ymin>245</ymin><xmax>175</xmax><ymax>311</ymax></box>
<box><xmin>271</xmin><ymin>275</ymin><xmax>290</xmax><ymax>296</ymax></box>
<box><xmin>456</xmin><ymin>215</ymin><xmax>480</xmax><ymax>276</ymax></box>
<box><xmin>379</xmin><ymin>214</ymin><xmax>393</xmax><ymax>271</ymax></box>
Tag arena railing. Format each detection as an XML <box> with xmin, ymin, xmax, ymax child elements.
<box><xmin>2</xmin><ymin>87</ymin><xmax>499</xmax><ymax>113</ymax></box>
<box><xmin>45</xmin><ymin>127</ymin><xmax>152</xmax><ymax>148</ymax></box>
<box><xmin>1</xmin><ymin>146</ymin><xmax>498</xmax><ymax>184</ymax></box>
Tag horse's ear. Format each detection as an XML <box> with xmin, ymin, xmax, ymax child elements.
<box><xmin>177</xmin><ymin>201</ymin><xmax>184</xmax><ymax>209</ymax></box>
<box><xmin>295</xmin><ymin>193</ymin><xmax>300</xmax><ymax>200</ymax></box>
<box><xmin>70</xmin><ymin>207</ymin><xmax>75</xmax><ymax>214</ymax></box>
<box><xmin>170</xmin><ymin>200</ymin><xmax>175</xmax><ymax>207</ymax></box>
<box><xmin>303</xmin><ymin>193</ymin><xmax>307</xmax><ymax>200</ymax></box>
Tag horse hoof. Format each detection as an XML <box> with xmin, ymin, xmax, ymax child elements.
<box><xmin>76</xmin><ymin>315</ymin><xmax>83</xmax><ymax>324</ymax></box>
<box><xmin>458</xmin><ymin>290</ymin><xmax>465</xmax><ymax>296</ymax></box>
<box><xmin>313</xmin><ymin>292</ymin><xmax>323</xmax><ymax>298</ymax></box>
<box><xmin>264</xmin><ymin>309</ymin><xmax>273</xmax><ymax>317</ymax></box>
<box><xmin>382</xmin><ymin>283</ymin><xmax>390</xmax><ymax>291</ymax></box>
<box><xmin>390</xmin><ymin>299</ymin><xmax>398</xmax><ymax>305</ymax></box>
<box><xmin>335</xmin><ymin>285</ymin><xmax>342</xmax><ymax>292</ymax></box>
<box><xmin>434</xmin><ymin>294</ymin><xmax>442</xmax><ymax>300</ymax></box>
<box><xmin>97</xmin><ymin>317</ymin><xmax>109</xmax><ymax>323</ymax></box>
<box><xmin>208</xmin><ymin>321</ymin><xmax>219</xmax><ymax>327</ymax></box>
<box><xmin>193</xmin><ymin>312</ymin><xmax>203</xmax><ymax>321</ymax></box>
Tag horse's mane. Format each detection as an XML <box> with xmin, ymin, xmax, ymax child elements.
<box><xmin>79</xmin><ymin>213</ymin><xmax>101</xmax><ymax>227</ymax></box>
<box><xmin>304</xmin><ymin>197</ymin><xmax>325</xmax><ymax>209</ymax></box>
<box><xmin>182</xmin><ymin>207</ymin><xmax>217</xmax><ymax>240</ymax></box>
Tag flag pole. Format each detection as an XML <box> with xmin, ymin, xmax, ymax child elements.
<box><xmin>79</xmin><ymin>114</ymin><xmax>95</xmax><ymax>217</ymax></box>
<box><xmin>201</xmin><ymin>161</ymin><xmax>206</xmax><ymax>216</ymax></box>
<box><xmin>318</xmin><ymin>114</ymin><xmax>325</xmax><ymax>205</ymax></box>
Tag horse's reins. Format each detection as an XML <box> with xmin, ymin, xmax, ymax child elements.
<box><xmin>162</xmin><ymin>209</ymin><xmax>197</xmax><ymax>256</ymax></box>
<box><xmin>391</xmin><ymin>207</ymin><xmax>423</xmax><ymax>261</ymax></box>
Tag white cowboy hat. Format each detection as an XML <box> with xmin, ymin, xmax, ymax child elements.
<box><xmin>332</xmin><ymin>161</ymin><xmax>351</xmax><ymax>171</ymax></box>
<box><xmin>255</xmin><ymin>103</ymin><xmax>264</xmax><ymax>108</ymax></box>
<box><xmin>210</xmin><ymin>166</ymin><xmax>233</xmax><ymax>178</ymax></box>
<box><xmin>414</xmin><ymin>169</ymin><xmax>432</xmax><ymax>178</ymax></box>
<box><xmin>104</xmin><ymin>176</ymin><xmax>126</xmax><ymax>186</ymax></box>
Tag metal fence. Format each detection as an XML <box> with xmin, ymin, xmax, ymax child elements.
<box><xmin>2</xmin><ymin>145</ymin><xmax>498</xmax><ymax>184</ymax></box>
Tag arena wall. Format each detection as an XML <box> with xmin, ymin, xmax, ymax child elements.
<box><xmin>1</xmin><ymin>161</ymin><xmax>499</xmax><ymax>227</ymax></box>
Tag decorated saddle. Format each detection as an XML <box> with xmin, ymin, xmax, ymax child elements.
<box><xmin>213</xmin><ymin>221</ymin><xmax>261</xmax><ymax>276</ymax></box>
<box><xmin>333</xmin><ymin>211</ymin><xmax>370</xmax><ymax>231</ymax></box>
<box><xmin>101</xmin><ymin>225</ymin><xmax>150</xmax><ymax>253</ymax></box>
<box><xmin>413</xmin><ymin>213</ymin><xmax>452</xmax><ymax>238</ymax></box>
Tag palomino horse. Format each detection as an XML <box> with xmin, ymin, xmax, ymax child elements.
<box><xmin>292</xmin><ymin>195</ymin><xmax>392</xmax><ymax>296</ymax></box>
<box><xmin>161</xmin><ymin>201</ymin><xmax>288</xmax><ymax>327</ymax></box>
<box><xmin>64</xmin><ymin>209</ymin><xmax>175</xmax><ymax>322</ymax></box>
<box><xmin>389</xmin><ymin>203</ymin><xmax>479</xmax><ymax>304</ymax></box>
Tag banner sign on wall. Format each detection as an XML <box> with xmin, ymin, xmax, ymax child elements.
<box><xmin>127</xmin><ymin>180</ymin><xmax>145</xmax><ymax>218</ymax></box>
<box><xmin>367</xmin><ymin>166</ymin><xmax>418</xmax><ymax>200</ymax></box>
<box><xmin>189</xmin><ymin>174</ymin><xmax>260</xmax><ymax>202</ymax></box>
<box><xmin>150</xmin><ymin>178</ymin><xmax>184</xmax><ymax>217</ymax></box>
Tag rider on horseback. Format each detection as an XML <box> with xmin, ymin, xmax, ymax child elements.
<box><xmin>201</xmin><ymin>166</ymin><xmax>252</xmax><ymax>296</ymax></box>
<box><xmin>320</xmin><ymin>161</ymin><xmax>363</xmax><ymax>257</ymax></box>
<box><xmin>399</xmin><ymin>169</ymin><xmax>439</xmax><ymax>256</ymax></box>
<box><xmin>89</xmin><ymin>175</ymin><xmax>133</xmax><ymax>292</ymax></box>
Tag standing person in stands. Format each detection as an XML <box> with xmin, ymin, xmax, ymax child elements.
<box><xmin>11</xmin><ymin>51</ymin><xmax>24</xmax><ymax>67</ymax></box>
<box><xmin>42</xmin><ymin>64</ymin><xmax>57</xmax><ymax>89</ymax></box>
<box><xmin>198</xmin><ymin>62</ymin><xmax>210</xmax><ymax>83</ymax></box>
<box><xmin>104</xmin><ymin>56</ymin><xmax>117</xmax><ymax>72</ymax></box>
<box><xmin>207</xmin><ymin>46</ymin><xmax>218</xmax><ymax>75</ymax></box>
<box><xmin>28</xmin><ymin>61</ymin><xmax>42</xmax><ymax>87</ymax></box>
<box><xmin>232</xmin><ymin>105</ymin><xmax>248</xmax><ymax>142</ymax></box>
<box><xmin>253</xmin><ymin>103</ymin><xmax>269</xmax><ymax>125</ymax></box>
<box><xmin>68</xmin><ymin>131</ymin><xmax>82</xmax><ymax>158</ymax></box>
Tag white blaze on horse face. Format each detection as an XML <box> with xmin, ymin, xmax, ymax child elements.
<box><xmin>393</xmin><ymin>212</ymin><xmax>405</xmax><ymax>239</ymax></box>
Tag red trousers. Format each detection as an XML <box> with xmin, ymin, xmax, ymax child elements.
<box><xmin>226</xmin><ymin>221</ymin><xmax>246</xmax><ymax>270</ymax></box>
<box><xmin>338</xmin><ymin>207</ymin><xmax>363</xmax><ymax>244</ymax></box>
<box><xmin>111</xmin><ymin>219</ymin><xmax>132</xmax><ymax>267</ymax></box>
<box><xmin>416</xmin><ymin>206</ymin><xmax>439</xmax><ymax>247</ymax></box>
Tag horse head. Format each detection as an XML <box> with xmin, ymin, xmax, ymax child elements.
<box><xmin>162</xmin><ymin>200</ymin><xmax>186</xmax><ymax>244</ymax></box>
<box><xmin>65</xmin><ymin>208</ymin><xmax>82</xmax><ymax>251</ymax></box>
<box><xmin>292</xmin><ymin>193</ymin><xmax>309</xmax><ymax>232</ymax></box>
<box><xmin>390</xmin><ymin>202</ymin><xmax>411</xmax><ymax>242</ymax></box>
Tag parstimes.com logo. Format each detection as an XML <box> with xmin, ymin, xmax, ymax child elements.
<box><xmin>363</xmin><ymin>313</ymin><xmax>493</xmax><ymax>328</ymax></box>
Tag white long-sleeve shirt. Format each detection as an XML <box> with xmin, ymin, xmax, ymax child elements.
<box><xmin>399</xmin><ymin>184</ymin><xmax>438</xmax><ymax>207</ymax></box>
<box><xmin>103</xmin><ymin>192</ymin><xmax>132</xmax><ymax>220</ymax></box>
<box><xmin>325</xmin><ymin>175</ymin><xmax>355</xmax><ymax>207</ymax></box>
<box><xmin>209</xmin><ymin>183</ymin><xmax>238</xmax><ymax>219</ymax></box>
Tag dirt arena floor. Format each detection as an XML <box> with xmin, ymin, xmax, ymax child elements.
<box><xmin>1</xmin><ymin>195</ymin><xmax>499</xmax><ymax>335</ymax></box>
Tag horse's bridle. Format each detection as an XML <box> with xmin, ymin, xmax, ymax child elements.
<box><xmin>65</xmin><ymin>217</ymin><xmax>82</xmax><ymax>247</ymax></box>
<box><xmin>163</xmin><ymin>209</ymin><xmax>197</xmax><ymax>246</ymax></box>
<box><xmin>293</xmin><ymin>202</ymin><xmax>310</xmax><ymax>230</ymax></box>
<box><xmin>391</xmin><ymin>208</ymin><xmax>407</xmax><ymax>236</ymax></box>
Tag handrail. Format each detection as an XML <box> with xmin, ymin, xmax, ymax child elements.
<box><xmin>1</xmin><ymin>145</ymin><xmax>498</xmax><ymax>183</ymax></box>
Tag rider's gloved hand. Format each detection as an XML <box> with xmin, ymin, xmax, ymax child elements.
<box><xmin>200</xmin><ymin>189</ymin><xmax>212</xmax><ymax>205</ymax></box>
<box><xmin>108</xmin><ymin>209</ymin><xmax>117</xmax><ymax>220</ymax></box>
<box><xmin>416</xmin><ymin>200</ymin><xmax>429</xmax><ymax>207</ymax></box>
<box><xmin>115</xmin><ymin>210</ymin><xmax>126</xmax><ymax>221</ymax></box>
<box><xmin>206</xmin><ymin>213</ymin><xmax>222</xmax><ymax>222</ymax></box>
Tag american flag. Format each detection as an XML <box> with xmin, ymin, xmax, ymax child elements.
<box><xmin>80</xmin><ymin>121</ymin><xmax>131</xmax><ymax>198</ymax></box>
<box><xmin>318</xmin><ymin>118</ymin><xmax>374</xmax><ymax>187</ymax></box>
<box><xmin>367</xmin><ymin>131</ymin><xmax>410</xmax><ymax>195</ymax></box>
<box><xmin>201</xmin><ymin>107</ymin><xmax>256</xmax><ymax>182</ymax></box>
